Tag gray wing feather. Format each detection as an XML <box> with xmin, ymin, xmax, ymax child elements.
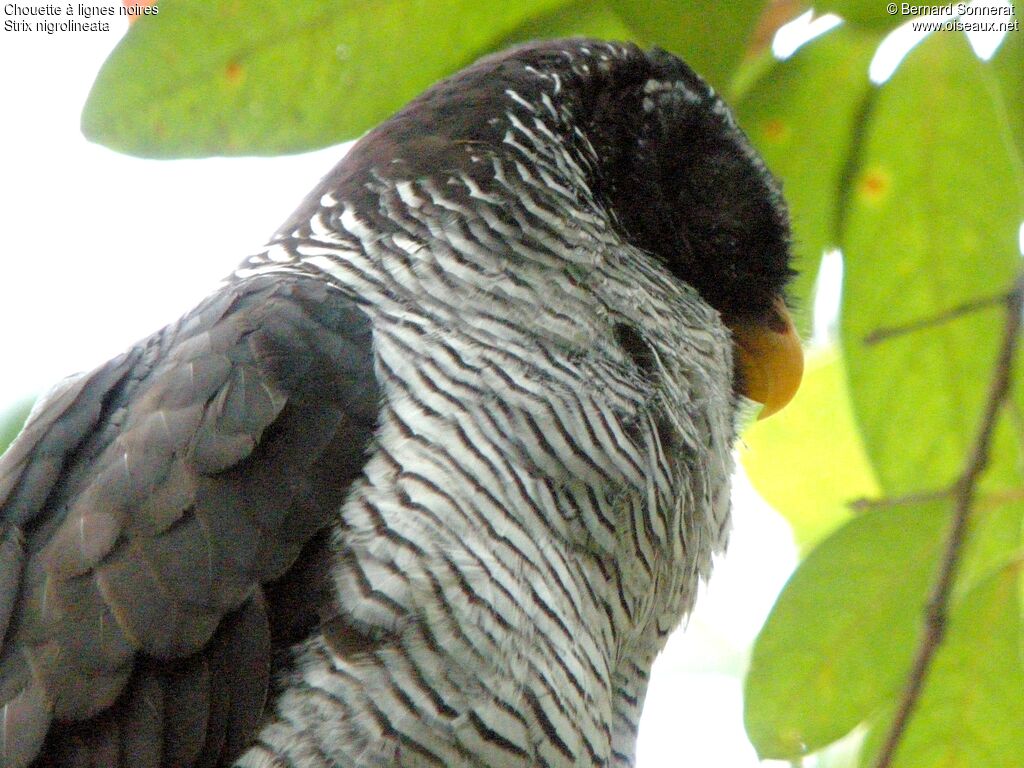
<box><xmin>0</xmin><ymin>274</ymin><xmax>379</xmax><ymax>767</ymax></box>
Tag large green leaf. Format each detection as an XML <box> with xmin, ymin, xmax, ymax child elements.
<box><xmin>497</xmin><ymin>0</ymin><xmax>634</xmax><ymax>43</ymax></box>
<box><xmin>740</xmin><ymin>348</ymin><xmax>878</xmax><ymax>549</ymax></box>
<box><xmin>858</xmin><ymin>566</ymin><xmax>1024</xmax><ymax>768</ymax></box>
<box><xmin>744</xmin><ymin>501</ymin><xmax>949</xmax><ymax>759</ymax></box>
<box><xmin>762</xmin><ymin>32</ymin><xmax>1024</xmax><ymax>766</ymax></box>
<box><xmin>735</xmin><ymin>25</ymin><xmax>880</xmax><ymax>335</ymax></box>
<box><xmin>839</xmin><ymin>32</ymin><xmax>1024</xmax><ymax>495</ymax></box>
<box><xmin>991</xmin><ymin>4</ymin><xmax>1023</xmax><ymax>159</ymax></box>
<box><xmin>606</xmin><ymin>0</ymin><xmax>765</xmax><ymax>88</ymax></box>
<box><xmin>83</xmin><ymin>0</ymin><xmax>570</xmax><ymax>157</ymax></box>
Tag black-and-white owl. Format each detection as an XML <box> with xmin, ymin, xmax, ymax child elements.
<box><xmin>0</xmin><ymin>39</ymin><xmax>802</xmax><ymax>768</ymax></box>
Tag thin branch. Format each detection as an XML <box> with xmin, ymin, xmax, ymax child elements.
<box><xmin>848</xmin><ymin>487</ymin><xmax>951</xmax><ymax>512</ymax></box>
<box><xmin>871</xmin><ymin>273</ymin><xmax>1024</xmax><ymax>768</ymax></box>
<box><xmin>864</xmin><ymin>290</ymin><xmax>1012</xmax><ymax>345</ymax></box>
<box><xmin>748</xmin><ymin>0</ymin><xmax>804</xmax><ymax>57</ymax></box>
<box><xmin>849</xmin><ymin>485</ymin><xmax>1024</xmax><ymax>513</ymax></box>
<box><xmin>975</xmin><ymin>486</ymin><xmax>1024</xmax><ymax>511</ymax></box>
<box><xmin>1007</xmin><ymin>398</ymin><xmax>1024</xmax><ymax>456</ymax></box>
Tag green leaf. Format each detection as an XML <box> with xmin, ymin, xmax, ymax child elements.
<box><xmin>839</xmin><ymin>32</ymin><xmax>1024</xmax><ymax>494</ymax></box>
<box><xmin>858</xmin><ymin>566</ymin><xmax>1024</xmax><ymax>768</ymax></box>
<box><xmin>606</xmin><ymin>0</ymin><xmax>765</xmax><ymax>89</ymax></box>
<box><xmin>743</xmin><ymin>501</ymin><xmax>949</xmax><ymax>759</ymax></box>
<box><xmin>497</xmin><ymin>0</ymin><xmax>634</xmax><ymax>43</ymax></box>
<box><xmin>735</xmin><ymin>25</ymin><xmax>880</xmax><ymax>335</ymax></box>
<box><xmin>0</xmin><ymin>398</ymin><xmax>33</xmax><ymax>458</ymax></box>
<box><xmin>740</xmin><ymin>348</ymin><xmax>878</xmax><ymax>549</ymax></box>
<box><xmin>815</xmin><ymin>0</ymin><xmax>907</xmax><ymax>30</ymax></box>
<box><xmin>957</xmin><ymin>496</ymin><xmax>1024</xmax><ymax>602</ymax></box>
<box><xmin>83</xmin><ymin>0</ymin><xmax>571</xmax><ymax>157</ymax></box>
<box><xmin>990</xmin><ymin>4</ymin><xmax>1023</xmax><ymax>160</ymax></box>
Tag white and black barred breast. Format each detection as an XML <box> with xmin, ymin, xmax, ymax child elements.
<box><xmin>235</xmin><ymin>40</ymin><xmax>740</xmax><ymax>767</ymax></box>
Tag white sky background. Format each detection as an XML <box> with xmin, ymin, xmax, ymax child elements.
<box><xmin>0</xmin><ymin>5</ymin><xmax>1012</xmax><ymax>767</ymax></box>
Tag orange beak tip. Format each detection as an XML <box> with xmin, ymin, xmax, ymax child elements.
<box><xmin>730</xmin><ymin>300</ymin><xmax>804</xmax><ymax>420</ymax></box>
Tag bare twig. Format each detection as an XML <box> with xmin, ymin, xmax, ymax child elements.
<box><xmin>848</xmin><ymin>487</ymin><xmax>952</xmax><ymax>512</ymax></box>
<box><xmin>871</xmin><ymin>274</ymin><xmax>1024</xmax><ymax>768</ymax></box>
<box><xmin>849</xmin><ymin>486</ymin><xmax>1024</xmax><ymax>513</ymax></box>
<box><xmin>748</xmin><ymin>0</ymin><xmax>804</xmax><ymax>57</ymax></box>
<box><xmin>975</xmin><ymin>486</ymin><xmax>1024</xmax><ymax>510</ymax></box>
<box><xmin>1007</xmin><ymin>399</ymin><xmax>1024</xmax><ymax>455</ymax></box>
<box><xmin>864</xmin><ymin>290</ymin><xmax>1012</xmax><ymax>346</ymax></box>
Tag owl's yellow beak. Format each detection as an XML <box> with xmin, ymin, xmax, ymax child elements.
<box><xmin>729</xmin><ymin>298</ymin><xmax>804</xmax><ymax>419</ymax></box>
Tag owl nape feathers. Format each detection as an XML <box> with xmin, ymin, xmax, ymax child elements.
<box><xmin>0</xmin><ymin>39</ymin><xmax>801</xmax><ymax>768</ymax></box>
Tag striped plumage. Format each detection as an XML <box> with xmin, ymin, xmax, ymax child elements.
<box><xmin>0</xmin><ymin>39</ymin><xmax>794</xmax><ymax>767</ymax></box>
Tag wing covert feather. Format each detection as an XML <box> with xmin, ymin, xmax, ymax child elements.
<box><xmin>0</xmin><ymin>274</ymin><xmax>379</xmax><ymax>767</ymax></box>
